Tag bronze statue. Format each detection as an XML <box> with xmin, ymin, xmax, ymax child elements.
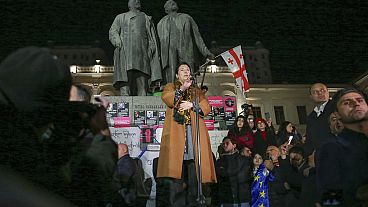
<box><xmin>157</xmin><ymin>0</ymin><xmax>214</xmax><ymax>84</ymax></box>
<box><xmin>109</xmin><ymin>0</ymin><xmax>161</xmax><ymax>96</ymax></box>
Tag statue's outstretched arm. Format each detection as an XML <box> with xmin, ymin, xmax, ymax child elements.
<box><xmin>189</xmin><ymin>16</ymin><xmax>213</xmax><ymax>58</ymax></box>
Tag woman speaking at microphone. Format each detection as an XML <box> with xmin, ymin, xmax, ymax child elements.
<box><xmin>156</xmin><ymin>63</ymin><xmax>216</xmax><ymax>207</ymax></box>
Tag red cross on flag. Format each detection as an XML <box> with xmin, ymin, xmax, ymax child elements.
<box><xmin>220</xmin><ymin>45</ymin><xmax>250</xmax><ymax>92</ymax></box>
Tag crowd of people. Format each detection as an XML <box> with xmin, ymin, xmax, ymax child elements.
<box><xmin>151</xmin><ymin>62</ymin><xmax>368</xmax><ymax>207</ymax></box>
<box><xmin>0</xmin><ymin>46</ymin><xmax>367</xmax><ymax>207</ymax></box>
<box><xmin>1</xmin><ymin>0</ymin><xmax>367</xmax><ymax>205</ymax></box>
<box><xmin>203</xmin><ymin>83</ymin><xmax>368</xmax><ymax>207</ymax></box>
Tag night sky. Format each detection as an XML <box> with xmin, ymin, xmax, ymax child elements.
<box><xmin>1</xmin><ymin>0</ymin><xmax>368</xmax><ymax>84</ymax></box>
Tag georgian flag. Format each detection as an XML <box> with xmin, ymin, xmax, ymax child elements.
<box><xmin>220</xmin><ymin>45</ymin><xmax>250</xmax><ymax>92</ymax></box>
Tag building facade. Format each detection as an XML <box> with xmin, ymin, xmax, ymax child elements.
<box><xmin>70</xmin><ymin>64</ymin><xmax>346</xmax><ymax>133</ymax></box>
<box><xmin>51</xmin><ymin>46</ymin><xmax>107</xmax><ymax>66</ymax></box>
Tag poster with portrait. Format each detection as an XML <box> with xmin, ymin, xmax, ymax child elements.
<box><xmin>158</xmin><ymin>111</ymin><xmax>166</xmax><ymax>126</ymax></box>
<box><xmin>224</xmin><ymin>96</ymin><xmax>237</xmax><ymax>128</ymax></box>
<box><xmin>208</xmin><ymin>96</ymin><xmax>225</xmax><ymax>121</ymax></box>
<box><xmin>225</xmin><ymin>111</ymin><xmax>237</xmax><ymax>129</ymax></box>
<box><xmin>106</xmin><ymin>102</ymin><xmax>118</xmax><ymax>118</ymax></box>
<box><xmin>213</xmin><ymin>107</ymin><xmax>225</xmax><ymax>121</ymax></box>
<box><xmin>134</xmin><ymin>110</ymin><xmax>146</xmax><ymax>126</ymax></box>
<box><xmin>117</xmin><ymin>102</ymin><xmax>129</xmax><ymax>117</ymax></box>
<box><xmin>224</xmin><ymin>96</ymin><xmax>236</xmax><ymax>112</ymax></box>
<box><xmin>146</xmin><ymin>110</ymin><xmax>158</xmax><ymax>126</ymax></box>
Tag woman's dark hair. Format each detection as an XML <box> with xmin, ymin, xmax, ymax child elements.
<box><xmin>250</xmin><ymin>153</ymin><xmax>265</xmax><ymax>170</ymax></box>
<box><xmin>175</xmin><ymin>62</ymin><xmax>191</xmax><ymax>75</ymax></box>
<box><xmin>277</xmin><ymin>121</ymin><xmax>292</xmax><ymax>145</ymax></box>
<box><xmin>232</xmin><ymin>115</ymin><xmax>251</xmax><ymax>136</ymax></box>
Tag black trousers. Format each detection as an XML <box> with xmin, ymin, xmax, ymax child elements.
<box><xmin>156</xmin><ymin>160</ymin><xmax>198</xmax><ymax>207</ymax></box>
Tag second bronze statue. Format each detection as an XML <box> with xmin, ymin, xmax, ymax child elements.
<box><xmin>109</xmin><ymin>0</ymin><xmax>214</xmax><ymax>96</ymax></box>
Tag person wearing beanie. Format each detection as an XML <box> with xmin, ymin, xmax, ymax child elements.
<box><xmin>0</xmin><ymin>47</ymin><xmax>117</xmax><ymax>206</ymax></box>
<box><xmin>0</xmin><ymin>47</ymin><xmax>74</xmax><ymax>205</ymax></box>
<box><xmin>253</xmin><ymin>118</ymin><xmax>277</xmax><ymax>156</ymax></box>
<box><xmin>0</xmin><ymin>47</ymin><xmax>72</xmax><ymax>118</ymax></box>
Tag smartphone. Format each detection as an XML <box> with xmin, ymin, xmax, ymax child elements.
<box><xmin>288</xmin><ymin>135</ymin><xmax>293</xmax><ymax>145</ymax></box>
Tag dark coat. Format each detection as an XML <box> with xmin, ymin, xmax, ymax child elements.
<box><xmin>214</xmin><ymin>152</ymin><xmax>252</xmax><ymax>205</ymax></box>
<box><xmin>275</xmin><ymin>157</ymin><xmax>306</xmax><ymax>207</ymax></box>
<box><xmin>227</xmin><ymin>129</ymin><xmax>254</xmax><ymax>149</ymax></box>
<box><xmin>67</xmin><ymin>132</ymin><xmax>117</xmax><ymax>206</ymax></box>
<box><xmin>109</xmin><ymin>10</ymin><xmax>162</xmax><ymax>87</ymax></box>
<box><xmin>304</xmin><ymin>100</ymin><xmax>335</xmax><ymax>155</ymax></box>
<box><xmin>316</xmin><ymin>128</ymin><xmax>368</xmax><ymax>206</ymax></box>
<box><xmin>253</xmin><ymin>130</ymin><xmax>277</xmax><ymax>156</ymax></box>
<box><xmin>157</xmin><ymin>12</ymin><xmax>212</xmax><ymax>83</ymax></box>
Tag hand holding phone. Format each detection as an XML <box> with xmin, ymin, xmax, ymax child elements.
<box><xmin>287</xmin><ymin>135</ymin><xmax>293</xmax><ymax>145</ymax></box>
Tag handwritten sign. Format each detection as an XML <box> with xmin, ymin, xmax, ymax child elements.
<box><xmin>109</xmin><ymin>127</ymin><xmax>228</xmax><ymax>201</ymax></box>
<box><xmin>110</xmin><ymin>127</ymin><xmax>141</xmax><ymax>157</ymax></box>
<box><xmin>208</xmin><ymin>130</ymin><xmax>228</xmax><ymax>158</ymax></box>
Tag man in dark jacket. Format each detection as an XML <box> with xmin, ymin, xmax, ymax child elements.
<box><xmin>214</xmin><ymin>137</ymin><xmax>251</xmax><ymax>206</ymax></box>
<box><xmin>0</xmin><ymin>47</ymin><xmax>77</xmax><ymax>205</ymax></box>
<box><xmin>67</xmin><ymin>84</ymin><xmax>118</xmax><ymax>206</ymax></box>
<box><xmin>0</xmin><ymin>47</ymin><xmax>118</xmax><ymax>206</ymax></box>
<box><xmin>112</xmin><ymin>144</ymin><xmax>137</xmax><ymax>207</ymax></box>
<box><xmin>304</xmin><ymin>83</ymin><xmax>335</xmax><ymax>156</ymax></box>
<box><xmin>317</xmin><ymin>87</ymin><xmax>368</xmax><ymax>206</ymax></box>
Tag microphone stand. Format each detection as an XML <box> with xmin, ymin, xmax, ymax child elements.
<box><xmin>200</xmin><ymin>59</ymin><xmax>209</xmax><ymax>88</ymax></box>
<box><xmin>200</xmin><ymin>55</ymin><xmax>220</xmax><ymax>88</ymax></box>
<box><xmin>190</xmin><ymin>71</ymin><xmax>206</xmax><ymax>207</ymax></box>
<box><xmin>192</xmin><ymin>57</ymin><xmax>218</xmax><ymax>206</ymax></box>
